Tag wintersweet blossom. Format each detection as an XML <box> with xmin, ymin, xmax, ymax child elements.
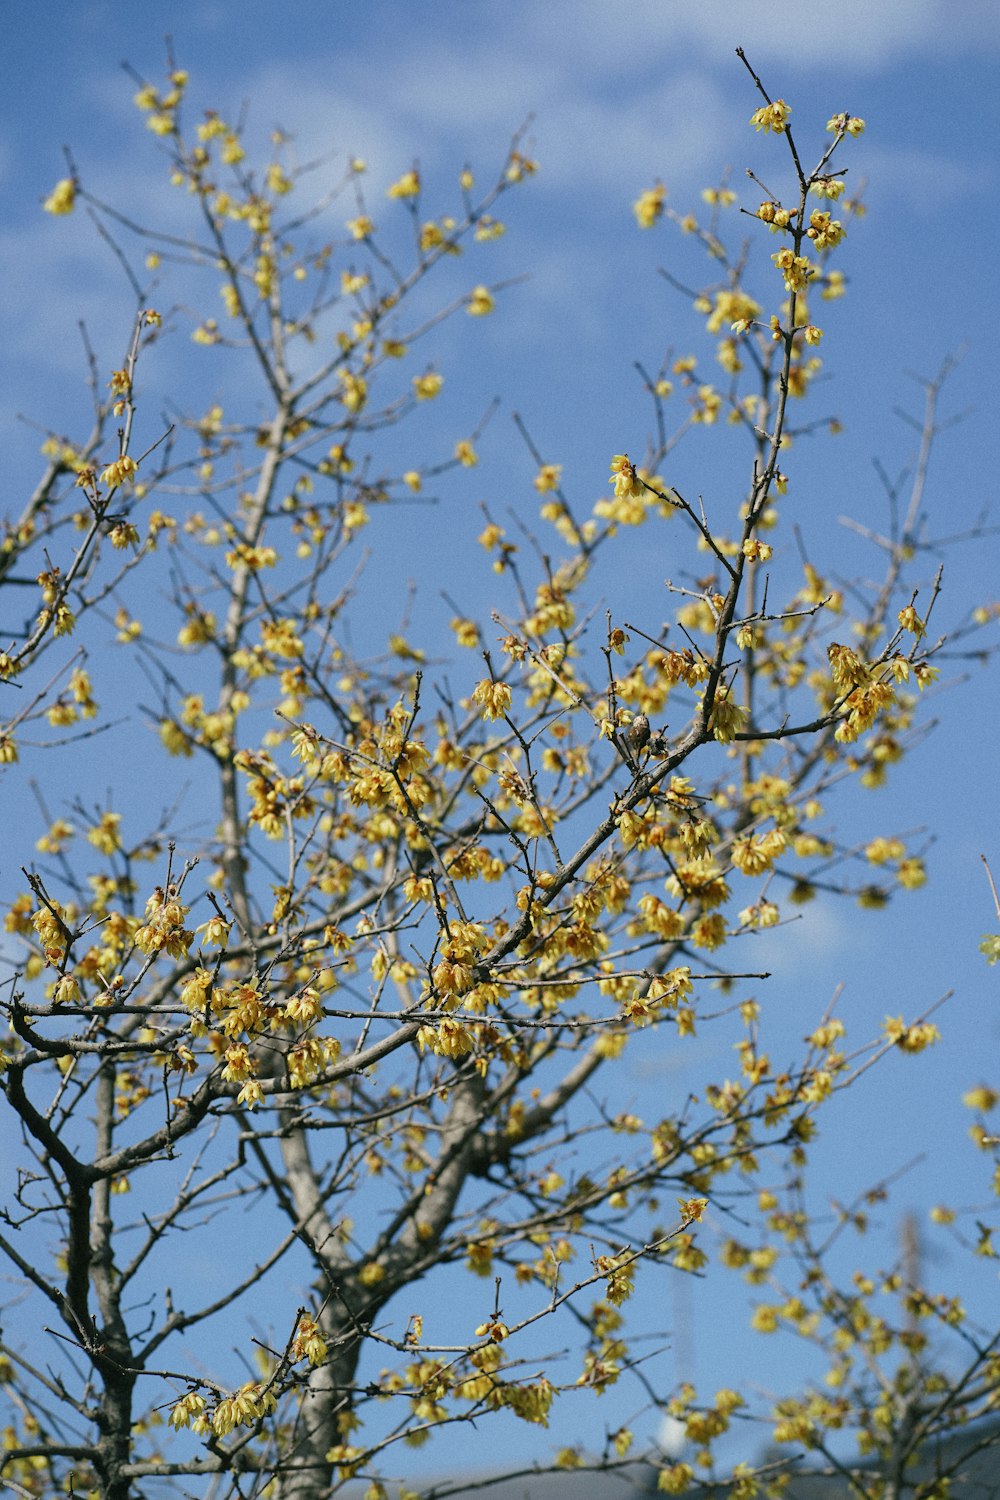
<box><xmin>413</xmin><ymin>371</ymin><xmax>443</xmax><ymax>400</ymax></box>
<box><xmin>467</xmin><ymin>285</ymin><xmax>495</xmax><ymax>315</ymax></box>
<box><xmin>750</xmin><ymin>99</ymin><xmax>791</xmax><ymax>133</ymax></box>
<box><xmin>826</xmin><ymin>112</ymin><xmax>866</xmax><ymax>136</ymax></box>
<box><xmin>633</xmin><ymin>183</ymin><xmax>666</xmax><ymax>228</ymax></box>
<box><xmin>100</xmin><ymin>455</ymin><xmax>139</xmax><ymax>490</ymax></box>
<box><xmin>387</xmin><ymin>168</ymin><xmax>420</xmax><ymax>198</ymax></box>
<box><xmin>472</xmin><ymin>679</ymin><xmax>512</xmax><ymax>721</ymax></box>
<box><xmin>43</xmin><ymin>177</ymin><xmax>76</xmax><ymax>215</ymax></box>
<box><xmin>609</xmin><ymin>454</ymin><xmax>642</xmax><ymax>499</ymax></box>
<box><xmin>534</xmin><ymin>464</ymin><xmax>562</xmax><ymax>492</ymax></box>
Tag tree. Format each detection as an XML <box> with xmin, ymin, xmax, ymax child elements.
<box><xmin>1</xmin><ymin>47</ymin><xmax>996</xmax><ymax>1500</ymax></box>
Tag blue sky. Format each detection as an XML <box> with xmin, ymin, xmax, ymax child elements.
<box><xmin>2</xmin><ymin>0</ymin><xmax>999</xmax><ymax>1481</ymax></box>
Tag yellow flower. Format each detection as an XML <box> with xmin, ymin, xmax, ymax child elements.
<box><xmin>474</xmin><ymin>215</ymin><xmax>505</xmax><ymax>241</ymax></box>
<box><xmin>467</xmin><ymin>285</ymin><xmax>495</xmax><ymax>315</ymax></box>
<box><xmin>658</xmin><ymin>1462</ymin><xmax>694</xmax><ymax>1493</ymax></box>
<box><xmin>883</xmin><ymin>1016</ymin><xmax>941</xmax><ymax>1053</ymax></box>
<box><xmin>821</xmin><ymin>270</ymin><xmax>847</xmax><ymax>301</ymax></box>
<box><xmin>169</xmin><ymin>1392</ymin><xmax>207</xmax><ymax>1430</ymax></box>
<box><xmin>708</xmin><ymin>693</ymin><xmax>748</xmax><ymax>744</ymax></box>
<box><xmin>387</xmin><ymin>169</ymin><xmax>420</xmax><ymax>199</ymax></box>
<box><xmin>756</xmin><ymin>200</ymin><xmax>782</xmax><ymax>226</ymax></box>
<box><xmin>702</xmin><ymin>186</ymin><xmax>737</xmax><ymax>206</ymax></box>
<box><xmin>505</xmin><ymin>151</ymin><xmax>537</xmax><ymax>182</ymax></box>
<box><xmin>220</xmin><ymin>133</ymin><xmax>245</xmax><ymax>164</ymax></box>
<box><xmin>534</xmin><ymin>464</ymin><xmax>562</xmax><ymax>493</ymax></box>
<box><xmin>195</xmin><ymin>914</ymin><xmax>231</xmax><ymax>949</ymax></box>
<box><xmin>52</xmin><ymin>974</ymin><xmax>81</xmax><ymax>1004</ymax></box>
<box><xmin>772</xmin><ymin>249</ymin><xmax>816</xmax><ymax>293</ymax></box>
<box><xmin>752</xmin><ymin>1304</ymin><xmax>779</xmax><ymax>1333</ymax></box>
<box><xmin>339</xmin><ymin>371</ymin><xmax>368</xmax><ymax>414</ymax></box>
<box><xmin>237</xmin><ymin>1078</ymin><xmax>264</xmax><ymax>1108</ymax></box>
<box><xmin>100</xmin><ymin>455</ymin><xmax>139</xmax><ymax>490</ymax></box>
<box><xmin>87</xmin><ymin>812</ymin><xmax>123</xmax><ymax>855</ymax></box>
<box><xmin>692</xmin><ymin>384</ymin><xmax>722</xmax><ymax>423</ymax></box>
<box><xmin>413</xmin><ymin>371</ymin><xmax>443</xmax><ymax>401</ymax></box>
<box><xmin>472</xmin><ymin>679</ymin><xmax>512</xmax><ymax>721</ymax></box>
<box><xmin>556</xmin><ymin>1448</ymin><xmax>584</xmax><ymax>1470</ymax></box>
<box><xmin>609</xmin><ymin>453</ymin><xmax>642</xmax><ymax>499</ymax></box>
<box><xmin>266</xmin><ymin>163</ymin><xmax>292</xmax><ymax>196</ymax></box>
<box><xmin>897</xmin><ymin>605</ymin><xmax>925</xmax><ymax>638</ymax></box>
<box><xmin>44</xmin><ymin>177</ymin><xmax>76</xmax><ymax>215</ymax></box>
<box><xmin>633</xmin><ymin>183</ymin><xmax>666</xmax><ymax>229</ymax></box>
<box><xmin>731</xmin><ymin>829</ymin><xmax>786</xmax><ymax>875</ymax></box>
<box><xmin>750</xmin><ymin>100</ymin><xmax>791</xmax><ymax>134</ymax></box>
<box><xmin>827</xmin><ymin>113</ymin><xmax>866</xmax><ymax>136</ymax></box>
<box><xmin>292</xmin><ymin>1314</ymin><xmax>329</xmax><ymax>1366</ymax></box>
<box><xmin>962</xmin><ymin>1086</ymin><xmax>998</xmax><ymax>1112</ymax></box>
<box><xmin>419</xmin><ymin>219</ymin><xmax>444</xmax><ymax>252</ymax></box>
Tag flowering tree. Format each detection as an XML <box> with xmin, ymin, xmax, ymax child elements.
<box><xmin>2</xmin><ymin>48</ymin><xmax>997</xmax><ymax>1500</ymax></box>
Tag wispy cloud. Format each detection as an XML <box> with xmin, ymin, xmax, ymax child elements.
<box><xmin>528</xmin><ymin>0</ymin><xmax>1000</xmax><ymax>72</ymax></box>
<box><xmin>227</xmin><ymin>55</ymin><xmax>733</xmax><ymax>201</ymax></box>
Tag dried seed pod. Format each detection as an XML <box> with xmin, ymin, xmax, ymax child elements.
<box><xmin>625</xmin><ymin>713</ymin><xmax>650</xmax><ymax>760</ymax></box>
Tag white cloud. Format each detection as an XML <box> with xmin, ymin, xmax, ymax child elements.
<box><xmin>229</xmin><ymin>53</ymin><xmax>732</xmax><ymax>201</ymax></box>
<box><xmin>522</xmin><ymin>0</ymin><xmax>1000</xmax><ymax>73</ymax></box>
<box><xmin>862</xmin><ymin>143</ymin><xmax>992</xmax><ymax>206</ymax></box>
<box><xmin>6</xmin><ymin>0</ymin><xmax>989</xmax><ymax>481</ymax></box>
<box><xmin>0</xmin><ymin>223</ymin><xmax>121</xmax><ymax>372</ymax></box>
<box><xmin>748</xmin><ymin>897</ymin><xmax>860</xmax><ymax>980</ymax></box>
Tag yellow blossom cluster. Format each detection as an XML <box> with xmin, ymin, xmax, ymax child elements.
<box><xmin>633</xmin><ymin>183</ymin><xmax>666</xmax><ymax>228</ymax></box>
<box><xmin>750</xmin><ymin>99</ymin><xmax>791</xmax><ymax>133</ymax></box>
<box><xmin>134</xmin><ymin>886</ymin><xmax>194</xmax><ymax>960</ymax></box>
